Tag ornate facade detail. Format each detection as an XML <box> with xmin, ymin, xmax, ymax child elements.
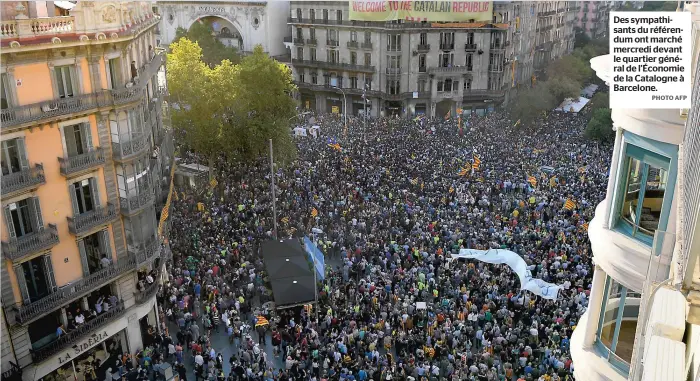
<box><xmin>9</xmin><ymin>41</ymin><xmax>20</xmax><ymax>48</ymax></box>
<box><xmin>51</xmin><ymin>37</ymin><xmax>62</xmax><ymax>44</ymax></box>
<box><xmin>79</xmin><ymin>35</ymin><xmax>90</xmax><ymax>42</ymax></box>
<box><xmin>110</xmin><ymin>32</ymin><xmax>119</xmax><ymax>39</ymax></box>
<box><xmin>102</xmin><ymin>5</ymin><xmax>118</xmax><ymax>23</ymax></box>
<box><xmin>96</xmin><ymin>32</ymin><xmax>107</xmax><ymax>40</ymax></box>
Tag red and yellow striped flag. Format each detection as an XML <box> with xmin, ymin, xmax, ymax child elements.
<box><xmin>472</xmin><ymin>154</ymin><xmax>481</xmax><ymax>170</ymax></box>
<box><xmin>255</xmin><ymin>315</ymin><xmax>269</xmax><ymax>327</ymax></box>
<box><xmin>311</xmin><ymin>207</ymin><xmax>318</xmax><ymax>218</ymax></box>
<box><xmin>563</xmin><ymin>199</ymin><xmax>576</xmax><ymax>210</ymax></box>
<box><xmin>527</xmin><ymin>176</ymin><xmax>537</xmax><ymax>187</ymax></box>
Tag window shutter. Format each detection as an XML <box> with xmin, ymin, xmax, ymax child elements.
<box><xmin>69</xmin><ymin>183</ymin><xmax>79</xmax><ymax>215</ymax></box>
<box><xmin>32</xmin><ymin>197</ymin><xmax>44</xmax><ymax>230</ymax></box>
<box><xmin>43</xmin><ymin>255</ymin><xmax>57</xmax><ymax>291</ymax></box>
<box><xmin>100</xmin><ymin>230</ymin><xmax>112</xmax><ymax>261</ymax></box>
<box><xmin>82</xmin><ymin>123</ymin><xmax>94</xmax><ymax>151</ymax></box>
<box><xmin>77</xmin><ymin>239</ymin><xmax>90</xmax><ymax>276</ymax></box>
<box><xmin>4</xmin><ymin>206</ymin><xmax>16</xmax><ymax>238</ymax></box>
<box><xmin>89</xmin><ymin>177</ymin><xmax>101</xmax><ymax>208</ymax></box>
<box><xmin>14</xmin><ymin>265</ymin><xmax>30</xmax><ymax>303</ymax></box>
<box><xmin>16</xmin><ymin>138</ymin><xmax>29</xmax><ymax>170</ymax></box>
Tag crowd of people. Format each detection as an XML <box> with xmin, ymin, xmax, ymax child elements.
<box><xmin>156</xmin><ymin>108</ymin><xmax>611</xmax><ymax>381</ymax></box>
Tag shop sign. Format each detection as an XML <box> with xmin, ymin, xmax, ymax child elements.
<box><xmin>57</xmin><ymin>331</ymin><xmax>110</xmax><ymax>365</ymax></box>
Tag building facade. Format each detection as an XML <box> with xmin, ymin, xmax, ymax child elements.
<box><xmin>0</xmin><ymin>2</ymin><xmax>174</xmax><ymax>381</ymax></box>
<box><xmin>154</xmin><ymin>1</ymin><xmax>290</xmax><ymax>57</ymax></box>
<box><xmin>569</xmin><ymin>3</ymin><xmax>700</xmax><ymax>381</ymax></box>
<box><xmin>575</xmin><ymin>1</ymin><xmax>612</xmax><ymax>40</ymax></box>
<box><xmin>286</xmin><ymin>1</ymin><xmax>578</xmax><ymax>118</ymax></box>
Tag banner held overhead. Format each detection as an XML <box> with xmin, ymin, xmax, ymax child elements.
<box><xmin>349</xmin><ymin>1</ymin><xmax>493</xmax><ymax>22</ymax></box>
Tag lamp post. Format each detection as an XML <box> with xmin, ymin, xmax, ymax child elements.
<box><xmin>333</xmin><ymin>86</ymin><xmax>347</xmax><ymax>138</ymax></box>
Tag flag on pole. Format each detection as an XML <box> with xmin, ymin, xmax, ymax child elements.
<box><xmin>458</xmin><ymin>167</ymin><xmax>469</xmax><ymax>176</ymax></box>
<box><xmin>513</xmin><ymin>119</ymin><xmax>521</xmax><ymax>128</ymax></box>
<box><xmin>527</xmin><ymin>176</ymin><xmax>537</xmax><ymax>187</ymax></box>
<box><xmin>472</xmin><ymin>154</ymin><xmax>481</xmax><ymax>170</ymax></box>
<box><xmin>563</xmin><ymin>199</ymin><xmax>576</xmax><ymax>210</ymax></box>
<box><xmin>255</xmin><ymin>316</ymin><xmax>269</xmax><ymax>327</ymax></box>
<box><xmin>311</xmin><ymin>208</ymin><xmax>318</xmax><ymax>218</ymax></box>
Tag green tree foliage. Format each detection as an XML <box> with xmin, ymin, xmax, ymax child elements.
<box><xmin>585</xmin><ymin>108</ymin><xmax>614</xmax><ymax>142</ymax></box>
<box><xmin>546</xmin><ymin>77</ymin><xmax>582</xmax><ymax>102</ymax></box>
<box><xmin>589</xmin><ymin>91</ymin><xmax>609</xmax><ymax>111</ymax></box>
<box><xmin>510</xmin><ymin>85</ymin><xmax>556</xmax><ymax>125</ymax></box>
<box><xmin>641</xmin><ymin>1</ymin><xmax>677</xmax><ymax>11</ymax></box>
<box><xmin>167</xmin><ymin>40</ymin><xmax>296</xmax><ymax>171</ymax></box>
<box><xmin>547</xmin><ymin>55</ymin><xmax>594</xmax><ymax>86</ymax></box>
<box><xmin>173</xmin><ymin>21</ymin><xmax>240</xmax><ymax>67</ymax></box>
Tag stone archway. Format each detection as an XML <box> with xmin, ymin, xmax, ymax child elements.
<box><xmin>187</xmin><ymin>15</ymin><xmax>244</xmax><ymax>51</ymax></box>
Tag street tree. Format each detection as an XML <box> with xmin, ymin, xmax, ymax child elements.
<box><xmin>173</xmin><ymin>21</ymin><xmax>240</xmax><ymax>67</ymax></box>
<box><xmin>510</xmin><ymin>85</ymin><xmax>556</xmax><ymax>125</ymax></box>
<box><xmin>585</xmin><ymin>108</ymin><xmax>614</xmax><ymax>142</ymax></box>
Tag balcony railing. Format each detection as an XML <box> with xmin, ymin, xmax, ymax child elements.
<box><xmin>488</xmin><ymin>65</ymin><xmax>504</xmax><ymax>72</ymax></box>
<box><xmin>58</xmin><ymin>147</ymin><xmax>105</xmax><ymax>177</ymax></box>
<box><xmin>439</xmin><ymin>43</ymin><xmax>454</xmax><ymax>50</ymax></box>
<box><xmin>134</xmin><ymin>238</ymin><xmax>162</xmax><ymax>265</ymax></box>
<box><xmin>0</xmin><ymin>16</ymin><xmax>75</xmax><ymax>39</ymax></box>
<box><xmin>67</xmin><ymin>203</ymin><xmax>118</xmax><ymax>235</ymax></box>
<box><xmin>429</xmin><ymin>66</ymin><xmax>473</xmax><ymax>75</ymax></box>
<box><xmin>30</xmin><ymin>303</ymin><xmax>126</xmax><ymax>362</ymax></box>
<box><xmin>464</xmin><ymin>43</ymin><xmax>477</xmax><ymax>51</ymax></box>
<box><xmin>361</xmin><ymin>42</ymin><xmax>373</xmax><ymax>49</ymax></box>
<box><xmin>1</xmin><ymin>53</ymin><xmax>164</xmax><ymax>129</ymax></box>
<box><xmin>119</xmin><ymin>188</ymin><xmax>155</xmax><ymax>216</ymax></box>
<box><xmin>386</xmin><ymin>68</ymin><xmax>402</xmax><ymax>75</ymax></box>
<box><xmin>540</xmin><ymin>10</ymin><xmax>556</xmax><ymax>16</ymax></box>
<box><xmin>291</xmin><ymin>59</ymin><xmax>375</xmax><ymax>73</ymax></box>
<box><xmin>293</xmin><ymin>37</ymin><xmax>304</xmax><ymax>44</ymax></box>
<box><xmin>112</xmin><ymin>133</ymin><xmax>151</xmax><ymax>161</ymax></box>
<box><xmin>347</xmin><ymin>41</ymin><xmax>359</xmax><ymax>48</ymax></box>
<box><xmin>1</xmin><ymin>164</ymin><xmax>46</xmax><ymax>196</ymax></box>
<box><xmin>326</xmin><ymin>39</ymin><xmax>339</xmax><ymax>47</ymax></box>
<box><xmin>2</xmin><ymin>224</ymin><xmax>59</xmax><ymax>262</ymax></box>
<box><xmin>306</xmin><ymin>38</ymin><xmax>317</xmax><ymax>45</ymax></box>
<box><xmin>416</xmin><ymin>44</ymin><xmax>430</xmax><ymax>52</ymax></box>
<box><xmin>135</xmin><ymin>277</ymin><xmax>160</xmax><ymax>304</ymax></box>
<box><xmin>462</xmin><ymin>89</ymin><xmax>506</xmax><ymax>100</ymax></box>
<box><xmin>14</xmin><ymin>256</ymin><xmax>136</xmax><ymax>325</ymax></box>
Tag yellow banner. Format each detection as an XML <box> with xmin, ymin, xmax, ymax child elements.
<box><xmin>349</xmin><ymin>1</ymin><xmax>492</xmax><ymax>22</ymax></box>
<box><xmin>332</xmin><ymin>106</ymin><xmax>340</xmax><ymax>114</ymax></box>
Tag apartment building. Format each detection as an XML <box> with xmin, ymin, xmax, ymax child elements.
<box><xmin>569</xmin><ymin>3</ymin><xmax>700</xmax><ymax>380</ymax></box>
<box><xmin>576</xmin><ymin>1</ymin><xmax>612</xmax><ymax>39</ymax></box>
<box><xmin>285</xmin><ymin>1</ymin><xmax>577</xmax><ymax>118</ymax></box>
<box><xmin>533</xmin><ymin>1</ymin><xmax>579</xmax><ymax>72</ymax></box>
<box><xmin>0</xmin><ymin>2</ymin><xmax>174</xmax><ymax>381</ymax></box>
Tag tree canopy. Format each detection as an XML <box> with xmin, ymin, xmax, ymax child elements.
<box><xmin>584</xmin><ymin>108</ymin><xmax>614</xmax><ymax>142</ymax></box>
<box><xmin>167</xmin><ymin>40</ymin><xmax>297</xmax><ymax>171</ymax></box>
<box><xmin>173</xmin><ymin>21</ymin><xmax>240</xmax><ymax>67</ymax></box>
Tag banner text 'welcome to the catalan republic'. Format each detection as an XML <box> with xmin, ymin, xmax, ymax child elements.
<box><xmin>349</xmin><ymin>1</ymin><xmax>493</xmax><ymax>22</ymax></box>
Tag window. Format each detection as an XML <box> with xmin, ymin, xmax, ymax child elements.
<box><xmin>19</xmin><ymin>255</ymin><xmax>53</xmax><ymax>303</ymax></box>
<box><xmin>327</xmin><ymin>50</ymin><xmax>339</xmax><ymax>63</ymax></box>
<box><xmin>310</xmin><ymin>29</ymin><xmax>316</xmax><ymax>40</ymax></box>
<box><xmin>364</xmin><ymin>31</ymin><xmax>371</xmax><ymax>43</ymax></box>
<box><xmin>310</xmin><ymin>48</ymin><xmax>317</xmax><ymax>61</ymax></box>
<box><xmin>296</xmin><ymin>8</ymin><xmax>302</xmax><ymax>20</ymax></box>
<box><xmin>418</xmin><ymin>79</ymin><xmax>426</xmax><ymax>93</ymax></box>
<box><xmin>418</xmin><ymin>54</ymin><xmax>427</xmax><ymax>72</ymax></box>
<box><xmin>438</xmin><ymin>79</ymin><xmax>455</xmax><ymax>92</ymax></box>
<box><xmin>310</xmin><ymin>9</ymin><xmax>315</xmax><ymax>21</ymax></box>
<box><xmin>55</xmin><ymin>65</ymin><xmax>75</xmax><ymax>98</ymax></box>
<box><xmin>488</xmin><ymin>75</ymin><xmax>502</xmax><ymax>90</ymax></box>
<box><xmin>351</xmin><ymin>52</ymin><xmax>357</xmax><ymax>65</ymax></box>
<box><xmin>464</xmin><ymin>79</ymin><xmax>472</xmax><ymax>90</ymax></box>
<box><xmin>595</xmin><ymin>275</ymin><xmax>641</xmax><ymax>375</ymax></box>
<box><xmin>364</xmin><ymin>53</ymin><xmax>371</xmax><ymax>66</ymax></box>
<box><xmin>297</xmin><ymin>47</ymin><xmax>304</xmax><ymax>59</ymax></box>
<box><xmin>350</xmin><ymin>31</ymin><xmax>357</xmax><ymax>42</ymax></box>
<box><xmin>2</xmin><ymin>72</ymin><xmax>12</xmax><ymax>109</ymax></box>
<box><xmin>324</xmin><ymin>74</ymin><xmax>330</xmax><ymax>86</ymax></box>
<box><xmin>466</xmin><ymin>53</ymin><xmax>473</xmax><ymax>70</ymax></box>
<box><xmin>323</xmin><ymin>9</ymin><xmax>328</xmax><ymax>23</ymax></box>
<box><xmin>365</xmin><ymin>74</ymin><xmax>372</xmax><ymax>90</ymax></box>
<box><xmin>299</xmin><ymin>73</ymin><xmax>305</xmax><ymax>83</ymax></box>
<box><xmin>64</xmin><ymin>123</ymin><xmax>92</xmax><ymax>157</ymax></box>
<box><xmin>337</xmin><ymin>10</ymin><xmax>342</xmax><ymax>22</ymax></box>
<box><xmin>5</xmin><ymin>198</ymin><xmax>41</xmax><ymax>238</ymax></box>
<box><xmin>70</xmin><ymin>178</ymin><xmax>97</xmax><ymax>215</ymax></box>
<box><xmin>350</xmin><ymin>76</ymin><xmax>358</xmax><ymax>89</ymax></box>
<box><xmin>439</xmin><ymin>52</ymin><xmax>454</xmax><ymax>68</ymax></box>
<box><xmin>296</xmin><ymin>27</ymin><xmax>303</xmax><ymax>39</ymax></box>
<box><xmin>1</xmin><ymin>137</ymin><xmax>28</xmax><ymax>176</ymax></box>
<box><xmin>311</xmin><ymin>73</ymin><xmax>318</xmax><ymax>84</ymax></box>
<box><xmin>386</xmin><ymin>79</ymin><xmax>400</xmax><ymax>95</ymax></box>
<box><xmin>387</xmin><ymin>34</ymin><xmax>401</xmax><ymax>51</ymax></box>
<box><xmin>419</xmin><ymin>32</ymin><xmax>427</xmax><ymax>45</ymax></box>
<box><xmin>467</xmin><ymin>32</ymin><xmax>475</xmax><ymax>45</ymax></box>
<box><xmin>437</xmin><ymin>81</ymin><xmax>443</xmax><ymax>92</ymax></box>
<box><xmin>328</xmin><ymin>29</ymin><xmax>338</xmax><ymax>42</ymax></box>
<box><xmin>387</xmin><ymin>56</ymin><xmax>400</xmax><ymax>70</ymax></box>
<box><xmin>439</xmin><ymin>32</ymin><xmax>455</xmax><ymax>49</ymax></box>
<box><xmin>79</xmin><ymin>230</ymin><xmax>111</xmax><ymax>275</ymax></box>
<box><xmin>107</xmin><ymin>58</ymin><xmax>120</xmax><ymax>90</ymax></box>
<box><xmin>617</xmin><ymin>145</ymin><xmax>671</xmax><ymax>240</ymax></box>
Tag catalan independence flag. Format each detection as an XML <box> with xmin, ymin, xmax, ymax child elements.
<box><xmin>255</xmin><ymin>315</ymin><xmax>269</xmax><ymax>327</ymax></box>
<box><xmin>472</xmin><ymin>154</ymin><xmax>481</xmax><ymax>170</ymax></box>
<box><xmin>410</xmin><ymin>178</ymin><xmax>418</xmax><ymax>185</ymax></box>
<box><xmin>281</xmin><ymin>216</ymin><xmax>289</xmax><ymax>224</ymax></box>
<box><xmin>527</xmin><ymin>176</ymin><xmax>537</xmax><ymax>187</ymax></box>
<box><xmin>564</xmin><ymin>199</ymin><xmax>576</xmax><ymax>210</ymax></box>
<box><xmin>458</xmin><ymin>167</ymin><xmax>469</xmax><ymax>176</ymax></box>
<box><xmin>311</xmin><ymin>207</ymin><xmax>318</xmax><ymax>218</ymax></box>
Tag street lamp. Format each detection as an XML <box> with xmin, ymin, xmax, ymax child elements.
<box><xmin>333</xmin><ymin>86</ymin><xmax>347</xmax><ymax>137</ymax></box>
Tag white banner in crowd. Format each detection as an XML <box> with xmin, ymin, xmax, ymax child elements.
<box><xmin>451</xmin><ymin>249</ymin><xmax>562</xmax><ymax>300</ymax></box>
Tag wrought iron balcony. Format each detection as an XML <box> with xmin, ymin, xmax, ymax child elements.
<box><xmin>293</xmin><ymin>37</ymin><xmax>304</xmax><ymax>44</ymax></box>
<box><xmin>465</xmin><ymin>43</ymin><xmax>477</xmax><ymax>51</ymax></box>
<box><xmin>1</xmin><ymin>164</ymin><xmax>46</xmax><ymax>197</ymax></box>
<box><xmin>112</xmin><ymin>133</ymin><xmax>151</xmax><ymax>161</ymax></box>
<box><xmin>306</xmin><ymin>38</ymin><xmax>317</xmax><ymax>45</ymax></box>
<box><xmin>30</xmin><ymin>303</ymin><xmax>125</xmax><ymax>362</ymax></box>
<box><xmin>135</xmin><ymin>275</ymin><xmax>160</xmax><ymax>304</ymax></box>
<box><xmin>462</xmin><ymin>89</ymin><xmax>506</xmax><ymax>101</ymax></box>
<box><xmin>361</xmin><ymin>42</ymin><xmax>373</xmax><ymax>49</ymax></box>
<box><xmin>326</xmin><ymin>39</ymin><xmax>339</xmax><ymax>47</ymax></box>
<box><xmin>58</xmin><ymin>147</ymin><xmax>105</xmax><ymax>177</ymax></box>
<box><xmin>119</xmin><ymin>188</ymin><xmax>155</xmax><ymax>216</ymax></box>
<box><xmin>291</xmin><ymin>59</ymin><xmax>375</xmax><ymax>73</ymax></box>
<box><xmin>429</xmin><ymin>65</ymin><xmax>473</xmax><ymax>75</ymax></box>
<box><xmin>134</xmin><ymin>238</ymin><xmax>162</xmax><ymax>265</ymax></box>
<box><xmin>347</xmin><ymin>41</ymin><xmax>359</xmax><ymax>48</ymax></box>
<box><xmin>386</xmin><ymin>68</ymin><xmax>402</xmax><ymax>75</ymax></box>
<box><xmin>2</xmin><ymin>224</ymin><xmax>58</xmax><ymax>262</ymax></box>
<box><xmin>439</xmin><ymin>43</ymin><xmax>454</xmax><ymax>50</ymax></box>
<box><xmin>14</xmin><ymin>256</ymin><xmax>135</xmax><ymax>325</ymax></box>
<box><xmin>67</xmin><ymin>203</ymin><xmax>118</xmax><ymax>235</ymax></box>
<box><xmin>416</xmin><ymin>44</ymin><xmax>430</xmax><ymax>52</ymax></box>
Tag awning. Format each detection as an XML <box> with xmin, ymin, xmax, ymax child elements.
<box><xmin>54</xmin><ymin>1</ymin><xmax>77</xmax><ymax>10</ymax></box>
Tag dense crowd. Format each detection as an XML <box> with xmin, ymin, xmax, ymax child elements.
<box><xmin>150</xmin><ymin>109</ymin><xmax>611</xmax><ymax>381</ymax></box>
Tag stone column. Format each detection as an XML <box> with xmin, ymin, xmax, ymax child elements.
<box><xmin>87</xmin><ymin>53</ymin><xmax>103</xmax><ymax>93</ymax></box>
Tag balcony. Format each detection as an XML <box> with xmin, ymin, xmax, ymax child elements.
<box><xmin>439</xmin><ymin>43</ymin><xmax>454</xmax><ymax>50</ymax></box>
<box><xmin>291</xmin><ymin>59</ymin><xmax>375</xmax><ymax>73</ymax></box>
<box><xmin>58</xmin><ymin>147</ymin><xmax>105</xmax><ymax>177</ymax></box>
<box><xmin>133</xmin><ymin>238</ymin><xmax>162</xmax><ymax>265</ymax></box>
<box><xmin>30</xmin><ymin>303</ymin><xmax>126</xmax><ymax>363</ymax></box>
<box><xmin>347</xmin><ymin>41</ymin><xmax>359</xmax><ymax>48</ymax></box>
<box><xmin>0</xmin><ymin>16</ymin><xmax>75</xmax><ymax>40</ymax></box>
<box><xmin>464</xmin><ymin>43</ymin><xmax>477</xmax><ymax>51</ymax></box>
<box><xmin>120</xmin><ymin>189</ymin><xmax>155</xmax><ymax>216</ymax></box>
<box><xmin>488</xmin><ymin>65</ymin><xmax>504</xmax><ymax>72</ymax></box>
<box><xmin>1</xmin><ymin>53</ymin><xmax>164</xmax><ymax>130</ymax></box>
<box><xmin>416</xmin><ymin>44</ymin><xmax>430</xmax><ymax>52</ymax></box>
<box><xmin>306</xmin><ymin>38</ymin><xmax>317</xmax><ymax>46</ymax></box>
<box><xmin>14</xmin><ymin>256</ymin><xmax>136</xmax><ymax>325</ymax></box>
<box><xmin>1</xmin><ymin>164</ymin><xmax>46</xmax><ymax>197</ymax></box>
<box><xmin>386</xmin><ymin>68</ymin><xmax>402</xmax><ymax>75</ymax></box>
<box><xmin>112</xmin><ymin>134</ymin><xmax>151</xmax><ymax>162</ymax></box>
<box><xmin>135</xmin><ymin>275</ymin><xmax>160</xmax><ymax>304</ymax></box>
<box><xmin>326</xmin><ymin>39</ymin><xmax>339</xmax><ymax>47</ymax></box>
<box><xmin>428</xmin><ymin>65</ymin><xmax>472</xmax><ymax>75</ymax></box>
<box><xmin>67</xmin><ymin>203</ymin><xmax>118</xmax><ymax>235</ymax></box>
<box><xmin>2</xmin><ymin>224</ymin><xmax>59</xmax><ymax>262</ymax></box>
<box><xmin>293</xmin><ymin>37</ymin><xmax>304</xmax><ymax>45</ymax></box>
<box><xmin>462</xmin><ymin>89</ymin><xmax>506</xmax><ymax>101</ymax></box>
<box><xmin>361</xmin><ymin>41</ymin><xmax>373</xmax><ymax>49</ymax></box>
<box><xmin>540</xmin><ymin>10</ymin><xmax>556</xmax><ymax>16</ymax></box>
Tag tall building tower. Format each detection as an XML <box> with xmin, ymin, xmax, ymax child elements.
<box><xmin>569</xmin><ymin>3</ymin><xmax>700</xmax><ymax>381</ymax></box>
<box><xmin>0</xmin><ymin>2</ymin><xmax>174</xmax><ymax>380</ymax></box>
